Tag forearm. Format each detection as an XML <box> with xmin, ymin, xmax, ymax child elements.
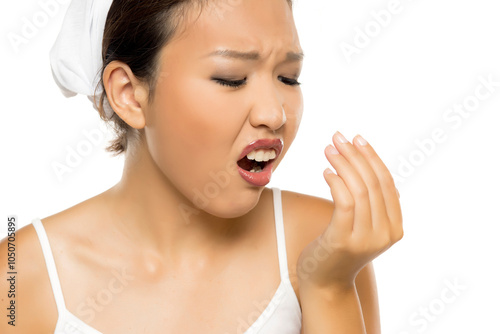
<box><xmin>299</xmin><ymin>282</ymin><xmax>366</xmax><ymax>333</ymax></box>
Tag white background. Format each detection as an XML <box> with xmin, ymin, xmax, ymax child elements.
<box><xmin>1</xmin><ymin>0</ymin><xmax>499</xmax><ymax>332</ymax></box>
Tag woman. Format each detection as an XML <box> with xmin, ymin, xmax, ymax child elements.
<box><xmin>0</xmin><ymin>0</ymin><xmax>402</xmax><ymax>333</ymax></box>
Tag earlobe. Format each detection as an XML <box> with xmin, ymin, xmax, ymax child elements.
<box><xmin>103</xmin><ymin>61</ymin><xmax>147</xmax><ymax>129</ymax></box>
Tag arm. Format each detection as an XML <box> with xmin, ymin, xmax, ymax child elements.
<box><xmin>299</xmin><ymin>262</ymin><xmax>380</xmax><ymax>334</ymax></box>
<box><xmin>0</xmin><ymin>225</ymin><xmax>56</xmax><ymax>333</ymax></box>
<box><xmin>300</xmin><ymin>281</ymin><xmax>365</xmax><ymax>333</ymax></box>
<box><xmin>354</xmin><ymin>262</ymin><xmax>381</xmax><ymax>333</ymax></box>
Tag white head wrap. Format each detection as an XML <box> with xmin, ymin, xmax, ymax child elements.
<box><xmin>50</xmin><ymin>0</ymin><xmax>114</xmax><ymax>119</ymax></box>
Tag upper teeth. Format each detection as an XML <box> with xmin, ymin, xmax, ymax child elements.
<box><xmin>247</xmin><ymin>149</ymin><xmax>276</xmax><ymax>162</ymax></box>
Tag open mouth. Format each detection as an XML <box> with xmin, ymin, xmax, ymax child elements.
<box><xmin>237</xmin><ymin>155</ymin><xmax>276</xmax><ymax>173</ymax></box>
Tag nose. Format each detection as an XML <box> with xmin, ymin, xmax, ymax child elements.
<box><xmin>249</xmin><ymin>82</ymin><xmax>287</xmax><ymax>131</ymax></box>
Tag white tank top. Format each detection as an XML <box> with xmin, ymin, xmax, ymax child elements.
<box><xmin>32</xmin><ymin>187</ymin><xmax>302</xmax><ymax>333</ymax></box>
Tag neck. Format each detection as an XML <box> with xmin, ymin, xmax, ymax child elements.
<box><xmin>100</xmin><ymin>139</ymin><xmax>264</xmax><ymax>269</ymax></box>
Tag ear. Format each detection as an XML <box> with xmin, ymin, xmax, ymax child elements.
<box><xmin>102</xmin><ymin>61</ymin><xmax>149</xmax><ymax>129</ymax></box>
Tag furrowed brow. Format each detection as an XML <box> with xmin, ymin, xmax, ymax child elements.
<box><xmin>204</xmin><ymin>49</ymin><xmax>304</xmax><ymax>62</ymax></box>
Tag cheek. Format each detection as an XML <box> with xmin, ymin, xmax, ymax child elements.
<box><xmin>144</xmin><ymin>75</ymin><xmax>239</xmax><ymax>198</ymax></box>
<box><xmin>155</xmin><ymin>76</ymin><xmax>240</xmax><ymax>153</ymax></box>
<box><xmin>284</xmin><ymin>90</ymin><xmax>304</xmax><ymax>139</ymax></box>
<box><xmin>274</xmin><ymin>92</ymin><xmax>303</xmax><ymax>168</ymax></box>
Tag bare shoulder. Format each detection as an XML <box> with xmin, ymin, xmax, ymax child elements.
<box><xmin>280</xmin><ymin>189</ymin><xmax>380</xmax><ymax>332</ymax></box>
<box><xmin>0</xmin><ymin>219</ymin><xmax>59</xmax><ymax>333</ymax></box>
<box><xmin>280</xmin><ymin>188</ymin><xmax>335</xmax><ymax>256</ymax></box>
<box><xmin>0</xmin><ymin>196</ymin><xmax>104</xmax><ymax>334</ymax></box>
<box><xmin>278</xmin><ymin>189</ymin><xmax>335</xmax><ymax>307</ymax></box>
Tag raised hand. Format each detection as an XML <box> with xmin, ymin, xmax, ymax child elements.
<box><xmin>297</xmin><ymin>131</ymin><xmax>403</xmax><ymax>290</ymax></box>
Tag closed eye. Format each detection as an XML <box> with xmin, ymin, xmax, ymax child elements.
<box><xmin>212</xmin><ymin>76</ymin><xmax>301</xmax><ymax>88</ymax></box>
<box><xmin>213</xmin><ymin>78</ymin><xmax>247</xmax><ymax>88</ymax></box>
<box><xmin>279</xmin><ymin>76</ymin><xmax>301</xmax><ymax>86</ymax></box>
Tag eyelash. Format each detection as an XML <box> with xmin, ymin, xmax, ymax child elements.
<box><xmin>213</xmin><ymin>76</ymin><xmax>301</xmax><ymax>88</ymax></box>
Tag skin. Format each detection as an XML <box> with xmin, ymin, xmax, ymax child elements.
<box><xmin>299</xmin><ymin>132</ymin><xmax>403</xmax><ymax>332</ymax></box>
<box><xmin>100</xmin><ymin>0</ymin><xmax>304</xmax><ymax>262</ymax></box>
<box><xmin>0</xmin><ymin>0</ymin><xmax>402</xmax><ymax>332</ymax></box>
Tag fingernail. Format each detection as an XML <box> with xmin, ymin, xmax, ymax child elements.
<box><xmin>324</xmin><ymin>168</ymin><xmax>334</xmax><ymax>175</ymax></box>
<box><xmin>334</xmin><ymin>131</ymin><xmax>348</xmax><ymax>144</ymax></box>
<box><xmin>355</xmin><ymin>135</ymin><xmax>368</xmax><ymax>146</ymax></box>
<box><xmin>326</xmin><ymin>144</ymin><xmax>339</xmax><ymax>155</ymax></box>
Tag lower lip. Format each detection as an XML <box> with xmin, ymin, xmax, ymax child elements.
<box><xmin>237</xmin><ymin>161</ymin><xmax>275</xmax><ymax>187</ymax></box>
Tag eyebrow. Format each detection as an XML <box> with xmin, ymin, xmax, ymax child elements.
<box><xmin>205</xmin><ymin>49</ymin><xmax>304</xmax><ymax>62</ymax></box>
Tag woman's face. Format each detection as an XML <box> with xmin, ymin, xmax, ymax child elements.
<box><xmin>143</xmin><ymin>0</ymin><xmax>303</xmax><ymax>218</ymax></box>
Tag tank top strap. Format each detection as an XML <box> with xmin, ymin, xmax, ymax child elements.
<box><xmin>31</xmin><ymin>218</ymin><xmax>67</xmax><ymax>314</ymax></box>
<box><xmin>271</xmin><ymin>187</ymin><xmax>291</xmax><ymax>283</ymax></box>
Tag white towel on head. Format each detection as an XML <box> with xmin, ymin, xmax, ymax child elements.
<box><xmin>50</xmin><ymin>0</ymin><xmax>114</xmax><ymax>118</ymax></box>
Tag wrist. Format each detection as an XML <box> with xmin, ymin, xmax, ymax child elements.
<box><xmin>298</xmin><ymin>278</ymin><xmax>356</xmax><ymax>295</ymax></box>
<box><xmin>298</xmin><ymin>280</ymin><xmax>359</xmax><ymax>310</ymax></box>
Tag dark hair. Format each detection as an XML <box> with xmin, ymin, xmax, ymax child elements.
<box><xmin>97</xmin><ymin>0</ymin><xmax>293</xmax><ymax>156</ymax></box>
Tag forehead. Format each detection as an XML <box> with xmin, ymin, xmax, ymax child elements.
<box><xmin>162</xmin><ymin>0</ymin><xmax>302</xmax><ymax>62</ymax></box>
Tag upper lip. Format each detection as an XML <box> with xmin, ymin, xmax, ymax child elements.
<box><xmin>238</xmin><ymin>138</ymin><xmax>284</xmax><ymax>161</ymax></box>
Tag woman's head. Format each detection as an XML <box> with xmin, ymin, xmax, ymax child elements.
<box><xmin>98</xmin><ymin>0</ymin><xmax>295</xmax><ymax>155</ymax></box>
<box><xmin>101</xmin><ymin>0</ymin><xmax>303</xmax><ymax>216</ymax></box>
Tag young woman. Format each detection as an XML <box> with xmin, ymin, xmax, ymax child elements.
<box><xmin>0</xmin><ymin>0</ymin><xmax>403</xmax><ymax>333</ymax></box>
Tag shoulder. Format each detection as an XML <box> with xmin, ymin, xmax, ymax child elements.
<box><xmin>277</xmin><ymin>188</ymin><xmax>335</xmax><ymax>304</ymax></box>
<box><xmin>280</xmin><ymin>188</ymin><xmax>376</xmax><ymax>281</ymax></box>
<box><xmin>280</xmin><ymin>188</ymin><xmax>335</xmax><ymax>250</ymax></box>
<box><xmin>279</xmin><ymin>188</ymin><xmax>380</xmax><ymax>331</ymax></box>
<box><xmin>0</xmin><ymin>219</ymin><xmax>59</xmax><ymax>333</ymax></box>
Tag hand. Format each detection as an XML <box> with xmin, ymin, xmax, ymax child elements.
<box><xmin>297</xmin><ymin>131</ymin><xmax>403</xmax><ymax>290</ymax></box>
